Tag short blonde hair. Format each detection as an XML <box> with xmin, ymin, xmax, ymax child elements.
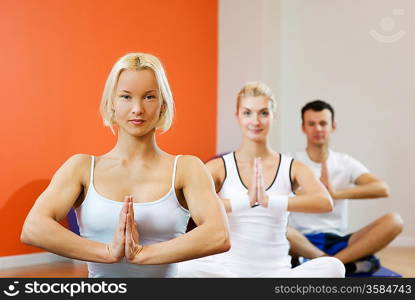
<box><xmin>236</xmin><ymin>81</ymin><xmax>277</xmax><ymax>112</ymax></box>
<box><xmin>100</xmin><ymin>53</ymin><xmax>174</xmax><ymax>134</ymax></box>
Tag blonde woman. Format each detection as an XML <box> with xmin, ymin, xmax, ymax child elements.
<box><xmin>21</xmin><ymin>53</ymin><xmax>230</xmax><ymax>277</ymax></box>
<box><xmin>179</xmin><ymin>82</ymin><xmax>345</xmax><ymax>277</ymax></box>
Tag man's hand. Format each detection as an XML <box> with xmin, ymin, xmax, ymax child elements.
<box><xmin>320</xmin><ymin>160</ymin><xmax>337</xmax><ymax>199</ymax></box>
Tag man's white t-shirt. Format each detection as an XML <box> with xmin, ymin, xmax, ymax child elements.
<box><xmin>288</xmin><ymin>149</ymin><xmax>369</xmax><ymax>236</ymax></box>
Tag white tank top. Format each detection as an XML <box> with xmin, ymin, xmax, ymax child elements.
<box><xmin>217</xmin><ymin>152</ymin><xmax>294</xmax><ymax>276</ymax></box>
<box><xmin>75</xmin><ymin>155</ymin><xmax>190</xmax><ymax>277</ymax></box>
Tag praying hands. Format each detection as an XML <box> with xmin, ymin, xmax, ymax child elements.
<box><xmin>107</xmin><ymin>196</ymin><xmax>143</xmax><ymax>263</ymax></box>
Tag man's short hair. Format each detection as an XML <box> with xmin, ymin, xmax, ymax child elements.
<box><xmin>301</xmin><ymin>100</ymin><xmax>335</xmax><ymax>123</ymax></box>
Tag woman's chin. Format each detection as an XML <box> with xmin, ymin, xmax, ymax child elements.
<box><xmin>122</xmin><ymin>126</ymin><xmax>154</xmax><ymax>137</ymax></box>
<box><xmin>246</xmin><ymin>134</ymin><xmax>266</xmax><ymax>142</ymax></box>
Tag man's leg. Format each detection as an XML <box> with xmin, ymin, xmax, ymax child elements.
<box><xmin>334</xmin><ymin>212</ymin><xmax>403</xmax><ymax>264</ymax></box>
<box><xmin>287</xmin><ymin>226</ymin><xmax>327</xmax><ymax>259</ymax></box>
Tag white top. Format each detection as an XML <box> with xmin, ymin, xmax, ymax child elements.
<box><xmin>75</xmin><ymin>155</ymin><xmax>190</xmax><ymax>278</ymax></box>
<box><xmin>212</xmin><ymin>152</ymin><xmax>294</xmax><ymax>276</ymax></box>
<box><xmin>288</xmin><ymin>149</ymin><xmax>369</xmax><ymax>235</ymax></box>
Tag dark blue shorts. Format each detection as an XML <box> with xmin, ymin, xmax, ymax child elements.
<box><xmin>305</xmin><ymin>233</ymin><xmax>352</xmax><ymax>256</ymax></box>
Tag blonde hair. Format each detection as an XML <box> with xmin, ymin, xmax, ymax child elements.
<box><xmin>236</xmin><ymin>81</ymin><xmax>277</xmax><ymax>112</ymax></box>
<box><xmin>100</xmin><ymin>53</ymin><xmax>174</xmax><ymax>134</ymax></box>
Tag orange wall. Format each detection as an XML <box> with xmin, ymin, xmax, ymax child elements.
<box><xmin>0</xmin><ymin>0</ymin><xmax>217</xmax><ymax>257</ymax></box>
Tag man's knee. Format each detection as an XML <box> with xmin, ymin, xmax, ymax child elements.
<box><xmin>382</xmin><ymin>212</ymin><xmax>404</xmax><ymax>235</ymax></box>
<box><xmin>286</xmin><ymin>226</ymin><xmax>302</xmax><ymax>240</ymax></box>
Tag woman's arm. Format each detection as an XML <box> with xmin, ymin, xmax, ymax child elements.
<box><xmin>207</xmin><ymin>157</ymin><xmax>263</xmax><ymax>213</ymax></box>
<box><xmin>128</xmin><ymin>155</ymin><xmax>230</xmax><ymax>265</ymax></box>
<box><xmin>20</xmin><ymin>154</ymin><xmax>125</xmax><ymax>263</ymax></box>
<box><xmin>205</xmin><ymin>157</ymin><xmax>232</xmax><ymax>212</ymax></box>
<box><xmin>289</xmin><ymin>160</ymin><xmax>333</xmax><ymax>213</ymax></box>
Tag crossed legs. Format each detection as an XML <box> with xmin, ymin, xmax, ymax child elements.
<box><xmin>288</xmin><ymin>212</ymin><xmax>404</xmax><ymax>264</ymax></box>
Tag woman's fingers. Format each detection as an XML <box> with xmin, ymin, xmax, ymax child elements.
<box><xmin>128</xmin><ymin>203</ymin><xmax>134</xmax><ymax>236</ymax></box>
<box><xmin>119</xmin><ymin>211</ymin><xmax>126</xmax><ymax>237</ymax></box>
<box><xmin>252</xmin><ymin>158</ymin><xmax>257</xmax><ymax>190</ymax></box>
<box><xmin>256</xmin><ymin>157</ymin><xmax>260</xmax><ymax>201</ymax></box>
<box><xmin>256</xmin><ymin>158</ymin><xmax>269</xmax><ymax>207</ymax></box>
<box><xmin>248</xmin><ymin>158</ymin><xmax>258</xmax><ymax>207</ymax></box>
<box><xmin>123</xmin><ymin>196</ymin><xmax>142</xmax><ymax>262</ymax></box>
<box><xmin>129</xmin><ymin>203</ymin><xmax>135</xmax><ymax>240</ymax></box>
<box><xmin>129</xmin><ymin>201</ymin><xmax>140</xmax><ymax>244</ymax></box>
<box><xmin>129</xmin><ymin>195</ymin><xmax>134</xmax><ymax>217</ymax></box>
<box><xmin>125</xmin><ymin>210</ymin><xmax>132</xmax><ymax>257</ymax></box>
<box><xmin>123</xmin><ymin>195</ymin><xmax>130</xmax><ymax>218</ymax></box>
<box><xmin>108</xmin><ymin>198</ymin><xmax>130</xmax><ymax>262</ymax></box>
<box><xmin>260</xmin><ymin>158</ymin><xmax>266</xmax><ymax>190</ymax></box>
<box><xmin>116</xmin><ymin>199</ymin><xmax>128</xmax><ymax>239</ymax></box>
<box><xmin>248</xmin><ymin>165</ymin><xmax>255</xmax><ymax>206</ymax></box>
<box><xmin>119</xmin><ymin>197</ymin><xmax>127</xmax><ymax>227</ymax></box>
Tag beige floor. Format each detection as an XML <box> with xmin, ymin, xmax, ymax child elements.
<box><xmin>376</xmin><ymin>247</ymin><xmax>415</xmax><ymax>278</ymax></box>
<box><xmin>0</xmin><ymin>261</ymin><xmax>88</xmax><ymax>278</ymax></box>
<box><xmin>0</xmin><ymin>247</ymin><xmax>414</xmax><ymax>277</ymax></box>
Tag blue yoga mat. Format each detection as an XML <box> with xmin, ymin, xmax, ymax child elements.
<box><xmin>347</xmin><ymin>266</ymin><xmax>402</xmax><ymax>277</ymax></box>
<box><xmin>66</xmin><ymin>208</ymin><xmax>80</xmax><ymax>235</ymax></box>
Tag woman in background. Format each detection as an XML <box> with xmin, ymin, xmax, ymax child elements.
<box><xmin>179</xmin><ymin>81</ymin><xmax>345</xmax><ymax>277</ymax></box>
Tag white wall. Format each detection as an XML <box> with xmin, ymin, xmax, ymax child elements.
<box><xmin>219</xmin><ymin>0</ymin><xmax>415</xmax><ymax>246</ymax></box>
<box><xmin>218</xmin><ymin>0</ymin><xmax>281</xmax><ymax>154</ymax></box>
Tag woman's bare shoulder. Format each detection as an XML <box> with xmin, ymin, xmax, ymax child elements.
<box><xmin>54</xmin><ymin>154</ymin><xmax>92</xmax><ymax>183</ymax></box>
<box><xmin>205</xmin><ymin>157</ymin><xmax>225</xmax><ymax>174</ymax></box>
<box><xmin>176</xmin><ymin>155</ymin><xmax>205</xmax><ymax>169</ymax></box>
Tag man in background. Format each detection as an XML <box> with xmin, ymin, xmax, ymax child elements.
<box><xmin>287</xmin><ymin>100</ymin><xmax>403</xmax><ymax>274</ymax></box>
